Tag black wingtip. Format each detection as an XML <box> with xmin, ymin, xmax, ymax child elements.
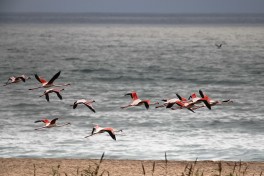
<box><xmin>203</xmin><ymin>100</ymin><xmax>211</xmax><ymax>110</ymax></box>
<box><xmin>199</xmin><ymin>89</ymin><xmax>204</xmax><ymax>98</ymax></box>
<box><xmin>176</xmin><ymin>93</ymin><xmax>182</xmax><ymax>100</ymax></box>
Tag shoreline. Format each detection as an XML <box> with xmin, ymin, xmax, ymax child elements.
<box><xmin>1</xmin><ymin>158</ymin><xmax>263</xmax><ymax>176</ymax></box>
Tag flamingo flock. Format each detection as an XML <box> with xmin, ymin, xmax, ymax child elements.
<box><xmin>3</xmin><ymin>71</ymin><xmax>233</xmax><ymax>141</ymax></box>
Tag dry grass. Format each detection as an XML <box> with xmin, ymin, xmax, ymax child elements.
<box><xmin>0</xmin><ymin>153</ymin><xmax>263</xmax><ymax>176</ymax></box>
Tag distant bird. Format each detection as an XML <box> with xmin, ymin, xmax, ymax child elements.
<box><xmin>3</xmin><ymin>75</ymin><xmax>31</xmax><ymax>86</ymax></box>
<box><xmin>29</xmin><ymin>71</ymin><xmax>70</xmax><ymax>90</ymax></box>
<box><xmin>71</xmin><ymin>99</ymin><xmax>96</xmax><ymax>113</ymax></box>
<box><xmin>215</xmin><ymin>43</ymin><xmax>223</xmax><ymax>49</ymax></box>
<box><xmin>84</xmin><ymin>124</ymin><xmax>123</xmax><ymax>140</ymax></box>
<box><xmin>121</xmin><ymin>91</ymin><xmax>159</xmax><ymax>110</ymax></box>
<box><xmin>34</xmin><ymin>118</ymin><xmax>70</xmax><ymax>130</ymax></box>
<box><xmin>39</xmin><ymin>88</ymin><xmax>64</xmax><ymax>102</ymax></box>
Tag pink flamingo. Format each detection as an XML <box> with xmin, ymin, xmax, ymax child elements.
<box><xmin>156</xmin><ymin>93</ymin><xmax>189</xmax><ymax>109</ymax></box>
<box><xmin>121</xmin><ymin>91</ymin><xmax>158</xmax><ymax>110</ymax></box>
<box><xmin>34</xmin><ymin>118</ymin><xmax>70</xmax><ymax>130</ymax></box>
<box><xmin>3</xmin><ymin>75</ymin><xmax>30</xmax><ymax>86</ymax></box>
<box><xmin>156</xmin><ymin>93</ymin><xmax>192</xmax><ymax>109</ymax></box>
<box><xmin>84</xmin><ymin>124</ymin><xmax>123</xmax><ymax>140</ymax></box>
<box><xmin>198</xmin><ymin>90</ymin><xmax>233</xmax><ymax>108</ymax></box>
<box><xmin>39</xmin><ymin>88</ymin><xmax>64</xmax><ymax>102</ymax></box>
<box><xmin>29</xmin><ymin>71</ymin><xmax>70</xmax><ymax>90</ymax></box>
<box><xmin>71</xmin><ymin>99</ymin><xmax>96</xmax><ymax>113</ymax></box>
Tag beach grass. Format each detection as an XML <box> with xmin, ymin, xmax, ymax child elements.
<box><xmin>0</xmin><ymin>153</ymin><xmax>263</xmax><ymax>176</ymax></box>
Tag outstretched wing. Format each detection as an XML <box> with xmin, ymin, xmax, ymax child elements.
<box><xmin>47</xmin><ymin>71</ymin><xmax>61</xmax><ymax>84</ymax></box>
<box><xmin>35</xmin><ymin>74</ymin><xmax>47</xmax><ymax>84</ymax></box>
<box><xmin>34</xmin><ymin>119</ymin><xmax>50</xmax><ymax>124</ymax></box>
<box><xmin>143</xmin><ymin>101</ymin><xmax>149</xmax><ymax>110</ymax></box>
<box><xmin>45</xmin><ymin>94</ymin><xmax>49</xmax><ymax>102</ymax></box>
<box><xmin>55</xmin><ymin>92</ymin><xmax>62</xmax><ymax>100</ymax></box>
<box><xmin>91</xmin><ymin>127</ymin><xmax>96</xmax><ymax>135</ymax></box>
<box><xmin>105</xmin><ymin>130</ymin><xmax>116</xmax><ymax>140</ymax></box>
<box><xmin>125</xmin><ymin>92</ymin><xmax>139</xmax><ymax>100</ymax></box>
<box><xmin>198</xmin><ymin>90</ymin><xmax>211</xmax><ymax>110</ymax></box>
<box><xmin>84</xmin><ymin>103</ymin><xmax>96</xmax><ymax>113</ymax></box>
<box><xmin>176</xmin><ymin>93</ymin><xmax>182</xmax><ymax>100</ymax></box>
<box><xmin>50</xmin><ymin>118</ymin><xmax>59</xmax><ymax>125</ymax></box>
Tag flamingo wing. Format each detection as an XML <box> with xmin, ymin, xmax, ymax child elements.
<box><xmin>175</xmin><ymin>101</ymin><xmax>184</xmax><ymax>107</ymax></box>
<box><xmin>35</xmin><ymin>119</ymin><xmax>50</xmax><ymax>124</ymax></box>
<box><xmin>47</xmin><ymin>71</ymin><xmax>61</xmax><ymax>84</ymax></box>
<box><xmin>50</xmin><ymin>118</ymin><xmax>59</xmax><ymax>125</ymax></box>
<box><xmin>55</xmin><ymin>92</ymin><xmax>62</xmax><ymax>100</ymax></box>
<box><xmin>176</xmin><ymin>93</ymin><xmax>183</xmax><ymax>100</ymax></box>
<box><xmin>198</xmin><ymin>90</ymin><xmax>212</xmax><ymax>110</ymax></box>
<box><xmin>125</xmin><ymin>92</ymin><xmax>139</xmax><ymax>100</ymax></box>
<box><xmin>16</xmin><ymin>76</ymin><xmax>26</xmax><ymax>82</ymax></box>
<box><xmin>84</xmin><ymin>103</ymin><xmax>96</xmax><ymax>113</ymax></box>
<box><xmin>143</xmin><ymin>101</ymin><xmax>149</xmax><ymax>109</ymax></box>
<box><xmin>104</xmin><ymin>129</ymin><xmax>116</xmax><ymax>140</ymax></box>
<box><xmin>72</xmin><ymin>101</ymin><xmax>78</xmax><ymax>109</ymax></box>
<box><xmin>45</xmin><ymin>94</ymin><xmax>50</xmax><ymax>102</ymax></box>
<box><xmin>202</xmin><ymin>100</ymin><xmax>212</xmax><ymax>110</ymax></box>
<box><xmin>166</xmin><ymin>103</ymin><xmax>174</xmax><ymax>108</ymax></box>
<box><xmin>199</xmin><ymin>90</ymin><xmax>205</xmax><ymax>98</ymax></box>
<box><xmin>91</xmin><ymin>127</ymin><xmax>96</xmax><ymax>135</ymax></box>
<box><xmin>187</xmin><ymin>108</ymin><xmax>195</xmax><ymax>113</ymax></box>
<box><xmin>35</xmin><ymin>74</ymin><xmax>47</xmax><ymax>84</ymax></box>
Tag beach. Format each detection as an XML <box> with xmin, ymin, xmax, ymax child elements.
<box><xmin>1</xmin><ymin>158</ymin><xmax>263</xmax><ymax>176</ymax></box>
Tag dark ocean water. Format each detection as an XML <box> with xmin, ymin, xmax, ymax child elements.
<box><xmin>0</xmin><ymin>13</ymin><xmax>263</xmax><ymax>161</ymax></box>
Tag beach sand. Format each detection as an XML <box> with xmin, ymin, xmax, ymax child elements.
<box><xmin>0</xmin><ymin>158</ymin><xmax>263</xmax><ymax>176</ymax></box>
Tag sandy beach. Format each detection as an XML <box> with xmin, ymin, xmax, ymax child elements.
<box><xmin>0</xmin><ymin>158</ymin><xmax>263</xmax><ymax>176</ymax></box>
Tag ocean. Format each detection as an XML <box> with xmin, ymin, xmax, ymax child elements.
<box><xmin>0</xmin><ymin>13</ymin><xmax>263</xmax><ymax>161</ymax></box>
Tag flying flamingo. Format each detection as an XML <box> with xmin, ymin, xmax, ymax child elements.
<box><xmin>39</xmin><ymin>88</ymin><xmax>64</xmax><ymax>102</ymax></box>
<box><xmin>71</xmin><ymin>99</ymin><xmax>96</xmax><ymax>113</ymax></box>
<box><xmin>156</xmin><ymin>95</ymin><xmax>185</xmax><ymax>109</ymax></box>
<box><xmin>34</xmin><ymin>118</ymin><xmax>70</xmax><ymax>130</ymax></box>
<box><xmin>198</xmin><ymin>90</ymin><xmax>233</xmax><ymax>108</ymax></box>
<box><xmin>174</xmin><ymin>91</ymin><xmax>211</xmax><ymax>112</ymax></box>
<box><xmin>121</xmin><ymin>91</ymin><xmax>159</xmax><ymax>110</ymax></box>
<box><xmin>29</xmin><ymin>71</ymin><xmax>70</xmax><ymax>90</ymax></box>
<box><xmin>84</xmin><ymin>124</ymin><xmax>123</xmax><ymax>140</ymax></box>
<box><xmin>3</xmin><ymin>75</ymin><xmax>31</xmax><ymax>86</ymax></box>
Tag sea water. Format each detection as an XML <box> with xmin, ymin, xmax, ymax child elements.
<box><xmin>0</xmin><ymin>13</ymin><xmax>263</xmax><ymax>161</ymax></box>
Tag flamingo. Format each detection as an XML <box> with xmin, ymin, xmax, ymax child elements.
<box><xmin>198</xmin><ymin>90</ymin><xmax>233</xmax><ymax>108</ymax></box>
<box><xmin>188</xmin><ymin>99</ymin><xmax>233</xmax><ymax>110</ymax></box>
<box><xmin>156</xmin><ymin>93</ymin><xmax>187</xmax><ymax>109</ymax></box>
<box><xmin>156</xmin><ymin>98</ymin><xmax>182</xmax><ymax>109</ymax></box>
<box><xmin>71</xmin><ymin>99</ymin><xmax>96</xmax><ymax>113</ymax></box>
<box><xmin>3</xmin><ymin>75</ymin><xmax>31</xmax><ymax>86</ymax></box>
<box><xmin>174</xmin><ymin>91</ymin><xmax>211</xmax><ymax>112</ymax></box>
<box><xmin>187</xmin><ymin>93</ymin><xmax>205</xmax><ymax>106</ymax></box>
<box><xmin>174</xmin><ymin>100</ymin><xmax>196</xmax><ymax>113</ymax></box>
<box><xmin>39</xmin><ymin>88</ymin><xmax>64</xmax><ymax>102</ymax></box>
<box><xmin>121</xmin><ymin>91</ymin><xmax>159</xmax><ymax>110</ymax></box>
<box><xmin>34</xmin><ymin>118</ymin><xmax>70</xmax><ymax>130</ymax></box>
<box><xmin>84</xmin><ymin>124</ymin><xmax>123</xmax><ymax>140</ymax></box>
<box><xmin>29</xmin><ymin>71</ymin><xmax>70</xmax><ymax>90</ymax></box>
